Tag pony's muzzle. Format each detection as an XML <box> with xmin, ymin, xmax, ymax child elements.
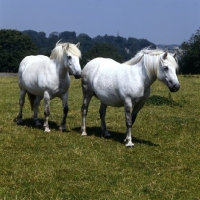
<box><xmin>74</xmin><ymin>72</ymin><xmax>82</xmax><ymax>79</ymax></box>
<box><xmin>169</xmin><ymin>83</ymin><xmax>180</xmax><ymax>92</ymax></box>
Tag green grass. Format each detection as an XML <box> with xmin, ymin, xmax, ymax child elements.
<box><xmin>0</xmin><ymin>75</ymin><xmax>200</xmax><ymax>199</ymax></box>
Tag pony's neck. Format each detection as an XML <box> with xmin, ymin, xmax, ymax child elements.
<box><xmin>56</xmin><ymin>61</ymin><xmax>69</xmax><ymax>78</ymax></box>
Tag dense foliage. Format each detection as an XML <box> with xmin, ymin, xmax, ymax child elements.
<box><xmin>0</xmin><ymin>30</ymin><xmax>37</xmax><ymax>72</ymax></box>
<box><xmin>180</xmin><ymin>27</ymin><xmax>200</xmax><ymax>74</ymax></box>
<box><xmin>0</xmin><ymin>29</ymin><xmax>156</xmax><ymax>72</ymax></box>
<box><xmin>81</xmin><ymin>43</ymin><xmax>123</xmax><ymax>67</ymax></box>
<box><xmin>1</xmin><ymin>28</ymin><xmax>200</xmax><ymax>74</ymax></box>
<box><xmin>22</xmin><ymin>30</ymin><xmax>156</xmax><ymax>65</ymax></box>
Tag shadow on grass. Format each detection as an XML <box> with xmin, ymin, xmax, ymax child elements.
<box><xmin>13</xmin><ymin>118</ymin><xmax>61</xmax><ymax>131</ymax></box>
<box><xmin>73</xmin><ymin>126</ymin><xmax>159</xmax><ymax>147</ymax></box>
<box><xmin>146</xmin><ymin>94</ymin><xmax>183</xmax><ymax>107</ymax></box>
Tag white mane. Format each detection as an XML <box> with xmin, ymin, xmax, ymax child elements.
<box><xmin>124</xmin><ymin>48</ymin><xmax>179</xmax><ymax>69</ymax></box>
<box><xmin>50</xmin><ymin>41</ymin><xmax>81</xmax><ymax>63</ymax></box>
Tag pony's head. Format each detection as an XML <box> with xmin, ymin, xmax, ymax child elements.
<box><xmin>50</xmin><ymin>41</ymin><xmax>82</xmax><ymax>79</ymax></box>
<box><xmin>157</xmin><ymin>52</ymin><xmax>180</xmax><ymax>92</ymax></box>
<box><xmin>125</xmin><ymin>48</ymin><xmax>180</xmax><ymax>92</ymax></box>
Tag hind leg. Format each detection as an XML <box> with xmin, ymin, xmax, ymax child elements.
<box><xmin>81</xmin><ymin>94</ymin><xmax>92</xmax><ymax>136</ymax></box>
<box><xmin>81</xmin><ymin>79</ymin><xmax>94</xmax><ymax>136</ymax></box>
<box><xmin>43</xmin><ymin>91</ymin><xmax>51</xmax><ymax>132</ymax></box>
<box><xmin>33</xmin><ymin>96</ymin><xmax>42</xmax><ymax>126</ymax></box>
<box><xmin>99</xmin><ymin>103</ymin><xmax>111</xmax><ymax>137</ymax></box>
<box><xmin>124</xmin><ymin>98</ymin><xmax>134</xmax><ymax>147</ymax></box>
<box><xmin>16</xmin><ymin>90</ymin><xmax>26</xmax><ymax>124</ymax></box>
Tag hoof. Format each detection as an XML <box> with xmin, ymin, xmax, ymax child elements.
<box><xmin>81</xmin><ymin>131</ymin><xmax>87</xmax><ymax>136</ymax></box>
<box><xmin>35</xmin><ymin>120</ymin><xmax>42</xmax><ymax>126</ymax></box>
<box><xmin>126</xmin><ymin>145</ymin><xmax>134</xmax><ymax>148</ymax></box>
<box><xmin>104</xmin><ymin>135</ymin><xmax>111</xmax><ymax>139</ymax></box>
<box><xmin>103</xmin><ymin>131</ymin><xmax>111</xmax><ymax>138</ymax></box>
<box><xmin>44</xmin><ymin>127</ymin><xmax>51</xmax><ymax>133</ymax></box>
<box><xmin>16</xmin><ymin>118</ymin><xmax>23</xmax><ymax>124</ymax></box>
<box><xmin>59</xmin><ymin>126</ymin><xmax>67</xmax><ymax>132</ymax></box>
<box><xmin>124</xmin><ymin>139</ymin><xmax>134</xmax><ymax>148</ymax></box>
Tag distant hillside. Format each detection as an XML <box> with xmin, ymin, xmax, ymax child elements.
<box><xmin>22</xmin><ymin>30</ymin><xmax>156</xmax><ymax>62</ymax></box>
<box><xmin>156</xmin><ymin>44</ymin><xmax>180</xmax><ymax>49</ymax></box>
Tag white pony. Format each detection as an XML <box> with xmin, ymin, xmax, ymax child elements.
<box><xmin>81</xmin><ymin>49</ymin><xmax>180</xmax><ymax>147</ymax></box>
<box><xmin>16</xmin><ymin>41</ymin><xmax>82</xmax><ymax>132</ymax></box>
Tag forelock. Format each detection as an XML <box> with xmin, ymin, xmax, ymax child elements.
<box><xmin>64</xmin><ymin>43</ymin><xmax>81</xmax><ymax>58</ymax></box>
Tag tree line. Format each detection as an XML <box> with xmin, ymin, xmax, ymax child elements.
<box><xmin>0</xmin><ymin>28</ymin><xmax>200</xmax><ymax>74</ymax></box>
<box><xmin>0</xmin><ymin>29</ymin><xmax>155</xmax><ymax>72</ymax></box>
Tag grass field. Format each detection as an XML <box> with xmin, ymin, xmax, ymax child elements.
<box><xmin>0</xmin><ymin>75</ymin><xmax>200</xmax><ymax>199</ymax></box>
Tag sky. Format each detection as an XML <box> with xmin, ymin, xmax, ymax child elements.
<box><xmin>0</xmin><ymin>0</ymin><xmax>200</xmax><ymax>45</ymax></box>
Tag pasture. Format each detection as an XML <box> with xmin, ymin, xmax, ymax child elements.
<box><xmin>0</xmin><ymin>74</ymin><xmax>200</xmax><ymax>199</ymax></box>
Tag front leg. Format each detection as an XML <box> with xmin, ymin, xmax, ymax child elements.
<box><xmin>126</xmin><ymin>100</ymin><xmax>146</xmax><ymax>146</ymax></box>
<box><xmin>59</xmin><ymin>93</ymin><xmax>68</xmax><ymax>132</ymax></box>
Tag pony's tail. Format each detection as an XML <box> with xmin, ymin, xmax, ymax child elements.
<box><xmin>27</xmin><ymin>92</ymin><xmax>36</xmax><ymax>111</ymax></box>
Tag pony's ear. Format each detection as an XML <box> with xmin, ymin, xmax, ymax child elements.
<box><xmin>76</xmin><ymin>42</ymin><xmax>80</xmax><ymax>49</ymax></box>
<box><xmin>163</xmin><ymin>52</ymin><xmax>168</xmax><ymax>60</ymax></box>
<box><xmin>173</xmin><ymin>53</ymin><xmax>176</xmax><ymax>58</ymax></box>
<box><xmin>63</xmin><ymin>43</ymin><xmax>69</xmax><ymax>49</ymax></box>
<box><xmin>56</xmin><ymin>39</ymin><xmax>62</xmax><ymax>46</ymax></box>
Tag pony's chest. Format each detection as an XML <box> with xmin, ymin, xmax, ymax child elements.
<box><xmin>57</xmin><ymin>78</ymin><xmax>70</xmax><ymax>91</ymax></box>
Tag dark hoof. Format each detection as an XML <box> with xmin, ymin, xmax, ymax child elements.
<box><xmin>104</xmin><ymin>135</ymin><xmax>112</xmax><ymax>139</ymax></box>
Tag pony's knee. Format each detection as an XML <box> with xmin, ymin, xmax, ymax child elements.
<box><xmin>81</xmin><ymin>105</ymin><xmax>88</xmax><ymax>115</ymax></box>
<box><xmin>125</xmin><ymin>113</ymin><xmax>132</xmax><ymax>128</ymax></box>
<box><xmin>44</xmin><ymin>106</ymin><xmax>50</xmax><ymax>116</ymax></box>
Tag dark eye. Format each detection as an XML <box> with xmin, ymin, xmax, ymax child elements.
<box><xmin>164</xmin><ymin>66</ymin><xmax>168</xmax><ymax>71</ymax></box>
<box><xmin>68</xmin><ymin>56</ymin><xmax>71</xmax><ymax>59</ymax></box>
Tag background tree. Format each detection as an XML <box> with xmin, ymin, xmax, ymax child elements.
<box><xmin>0</xmin><ymin>29</ymin><xmax>37</xmax><ymax>72</ymax></box>
<box><xmin>180</xmin><ymin>27</ymin><xmax>200</xmax><ymax>74</ymax></box>
<box><xmin>22</xmin><ymin>30</ymin><xmax>49</xmax><ymax>55</ymax></box>
<box><xmin>81</xmin><ymin>43</ymin><xmax>123</xmax><ymax>67</ymax></box>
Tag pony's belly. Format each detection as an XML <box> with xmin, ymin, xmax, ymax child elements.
<box><xmin>95</xmin><ymin>94</ymin><xmax>123</xmax><ymax>107</ymax></box>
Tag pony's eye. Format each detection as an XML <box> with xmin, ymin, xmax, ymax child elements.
<box><xmin>164</xmin><ymin>66</ymin><xmax>168</xmax><ymax>71</ymax></box>
<box><xmin>68</xmin><ymin>56</ymin><xmax>71</xmax><ymax>59</ymax></box>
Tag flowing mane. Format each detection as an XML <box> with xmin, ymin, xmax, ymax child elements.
<box><xmin>50</xmin><ymin>41</ymin><xmax>81</xmax><ymax>63</ymax></box>
<box><xmin>124</xmin><ymin>48</ymin><xmax>179</xmax><ymax>69</ymax></box>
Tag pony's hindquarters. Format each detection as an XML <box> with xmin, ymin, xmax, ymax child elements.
<box><xmin>16</xmin><ymin>57</ymin><xmax>30</xmax><ymax>124</ymax></box>
<box><xmin>16</xmin><ymin>56</ymin><xmax>47</xmax><ymax>125</ymax></box>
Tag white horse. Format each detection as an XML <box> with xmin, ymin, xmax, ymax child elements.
<box><xmin>16</xmin><ymin>41</ymin><xmax>82</xmax><ymax>132</ymax></box>
<box><xmin>81</xmin><ymin>49</ymin><xmax>180</xmax><ymax>147</ymax></box>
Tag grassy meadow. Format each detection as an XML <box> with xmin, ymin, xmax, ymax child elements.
<box><xmin>0</xmin><ymin>74</ymin><xmax>200</xmax><ymax>199</ymax></box>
